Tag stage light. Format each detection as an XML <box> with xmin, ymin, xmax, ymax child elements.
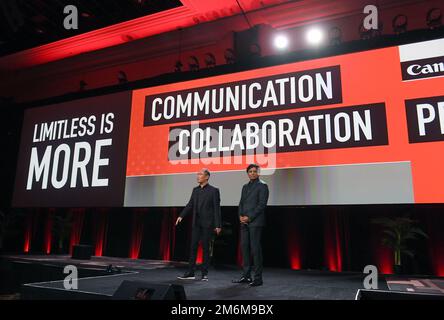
<box><xmin>188</xmin><ymin>56</ymin><xmax>200</xmax><ymax>71</ymax></box>
<box><xmin>204</xmin><ymin>53</ymin><xmax>216</xmax><ymax>68</ymax></box>
<box><xmin>392</xmin><ymin>14</ymin><xmax>408</xmax><ymax>34</ymax></box>
<box><xmin>117</xmin><ymin>71</ymin><xmax>127</xmax><ymax>84</ymax></box>
<box><xmin>427</xmin><ymin>8</ymin><xmax>442</xmax><ymax>29</ymax></box>
<box><xmin>273</xmin><ymin>34</ymin><xmax>289</xmax><ymax>50</ymax></box>
<box><xmin>306</xmin><ymin>27</ymin><xmax>324</xmax><ymax>45</ymax></box>
<box><xmin>224</xmin><ymin>48</ymin><xmax>236</xmax><ymax>64</ymax></box>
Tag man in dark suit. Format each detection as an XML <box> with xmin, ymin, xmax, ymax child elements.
<box><xmin>233</xmin><ymin>163</ymin><xmax>269</xmax><ymax>287</ymax></box>
<box><xmin>175</xmin><ymin>168</ymin><xmax>221</xmax><ymax>281</ymax></box>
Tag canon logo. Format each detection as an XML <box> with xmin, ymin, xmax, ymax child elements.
<box><xmin>407</xmin><ymin>62</ymin><xmax>444</xmax><ymax>76</ymax></box>
<box><xmin>401</xmin><ymin>56</ymin><xmax>444</xmax><ymax>81</ymax></box>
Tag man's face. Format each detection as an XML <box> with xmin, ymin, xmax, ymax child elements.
<box><xmin>247</xmin><ymin>167</ymin><xmax>259</xmax><ymax>180</ymax></box>
<box><xmin>197</xmin><ymin>170</ymin><xmax>209</xmax><ymax>184</ymax></box>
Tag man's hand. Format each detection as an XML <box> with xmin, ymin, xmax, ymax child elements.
<box><xmin>240</xmin><ymin>216</ymin><xmax>250</xmax><ymax>224</ymax></box>
<box><xmin>214</xmin><ymin>228</ymin><xmax>221</xmax><ymax>235</ymax></box>
<box><xmin>175</xmin><ymin>216</ymin><xmax>183</xmax><ymax>226</ymax></box>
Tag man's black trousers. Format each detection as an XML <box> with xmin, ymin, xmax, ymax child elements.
<box><xmin>240</xmin><ymin>224</ymin><xmax>263</xmax><ymax>281</ymax></box>
<box><xmin>188</xmin><ymin>225</ymin><xmax>213</xmax><ymax>275</ymax></box>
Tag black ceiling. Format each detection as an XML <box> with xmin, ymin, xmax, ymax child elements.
<box><xmin>0</xmin><ymin>0</ymin><xmax>182</xmax><ymax>57</ymax></box>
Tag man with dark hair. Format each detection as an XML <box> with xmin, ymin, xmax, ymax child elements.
<box><xmin>176</xmin><ymin>168</ymin><xmax>221</xmax><ymax>281</ymax></box>
<box><xmin>233</xmin><ymin>163</ymin><xmax>269</xmax><ymax>287</ymax></box>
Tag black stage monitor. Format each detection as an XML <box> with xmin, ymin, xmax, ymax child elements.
<box><xmin>112</xmin><ymin>281</ymin><xmax>186</xmax><ymax>300</ymax></box>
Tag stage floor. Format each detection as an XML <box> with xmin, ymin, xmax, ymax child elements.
<box><xmin>1</xmin><ymin>254</ymin><xmax>390</xmax><ymax>300</ymax></box>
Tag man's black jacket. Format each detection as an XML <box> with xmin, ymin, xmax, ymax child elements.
<box><xmin>180</xmin><ymin>184</ymin><xmax>222</xmax><ymax>228</ymax></box>
<box><xmin>238</xmin><ymin>179</ymin><xmax>269</xmax><ymax>227</ymax></box>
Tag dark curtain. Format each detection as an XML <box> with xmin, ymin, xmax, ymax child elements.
<box><xmin>129</xmin><ymin>209</ymin><xmax>145</xmax><ymax>259</ymax></box>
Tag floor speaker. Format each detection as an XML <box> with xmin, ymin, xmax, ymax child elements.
<box><xmin>71</xmin><ymin>245</ymin><xmax>92</xmax><ymax>260</ymax></box>
<box><xmin>112</xmin><ymin>280</ymin><xmax>186</xmax><ymax>300</ymax></box>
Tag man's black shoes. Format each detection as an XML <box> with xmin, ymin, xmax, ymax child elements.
<box><xmin>232</xmin><ymin>276</ymin><xmax>252</xmax><ymax>284</ymax></box>
<box><xmin>232</xmin><ymin>276</ymin><xmax>263</xmax><ymax>286</ymax></box>
<box><xmin>177</xmin><ymin>272</ymin><xmax>195</xmax><ymax>280</ymax></box>
<box><xmin>177</xmin><ymin>272</ymin><xmax>210</xmax><ymax>281</ymax></box>
<box><xmin>249</xmin><ymin>279</ymin><xmax>263</xmax><ymax>287</ymax></box>
<box><xmin>249</xmin><ymin>279</ymin><xmax>264</xmax><ymax>287</ymax></box>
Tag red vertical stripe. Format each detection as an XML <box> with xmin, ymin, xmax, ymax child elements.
<box><xmin>159</xmin><ymin>208</ymin><xmax>178</xmax><ymax>261</ymax></box>
<box><xmin>93</xmin><ymin>209</ymin><xmax>108</xmax><ymax>257</ymax></box>
<box><xmin>196</xmin><ymin>243</ymin><xmax>203</xmax><ymax>264</ymax></box>
<box><xmin>324</xmin><ymin>212</ymin><xmax>343</xmax><ymax>272</ymax></box>
<box><xmin>23</xmin><ymin>210</ymin><xmax>33</xmax><ymax>253</ymax></box>
<box><xmin>160</xmin><ymin>209</ymin><xmax>171</xmax><ymax>260</ymax></box>
<box><xmin>69</xmin><ymin>209</ymin><xmax>85</xmax><ymax>255</ymax></box>
<box><xmin>376</xmin><ymin>246</ymin><xmax>394</xmax><ymax>274</ymax></box>
<box><xmin>43</xmin><ymin>209</ymin><xmax>55</xmax><ymax>254</ymax></box>
<box><xmin>371</xmin><ymin>216</ymin><xmax>394</xmax><ymax>274</ymax></box>
<box><xmin>171</xmin><ymin>208</ymin><xmax>177</xmax><ymax>260</ymax></box>
<box><xmin>287</xmin><ymin>212</ymin><xmax>301</xmax><ymax>270</ymax></box>
<box><xmin>334</xmin><ymin>215</ymin><xmax>343</xmax><ymax>272</ymax></box>
<box><xmin>129</xmin><ymin>209</ymin><xmax>145</xmax><ymax>259</ymax></box>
